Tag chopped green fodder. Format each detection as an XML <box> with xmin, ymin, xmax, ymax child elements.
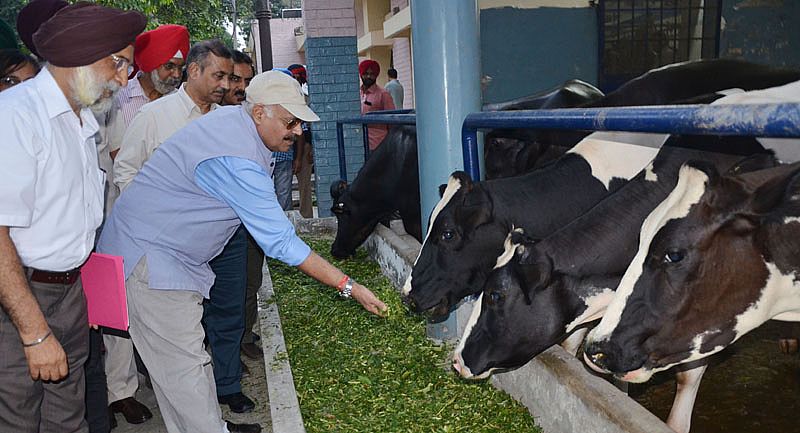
<box><xmin>269</xmin><ymin>236</ymin><xmax>541</xmax><ymax>433</ymax></box>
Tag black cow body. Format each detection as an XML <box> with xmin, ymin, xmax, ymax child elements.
<box><xmin>330</xmin><ymin>126</ymin><xmax>421</xmax><ymax>258</ymax></box>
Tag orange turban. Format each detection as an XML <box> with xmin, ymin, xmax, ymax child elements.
<box><xmin>134</xmin><ymin>24</ymin><xmax>190</xmax><ymax>73</ymax></box>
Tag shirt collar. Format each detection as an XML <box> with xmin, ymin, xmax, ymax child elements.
<box><xmin>34</xmin><ymin>68</ymin><xmax>74</xmax><ymax>120</ymax></box>
<box><xmin>361</xmin><ymin>83</ymin><xmax>380</xmax><ymax>94</ymax></box>
<box><xmin>126</xmin><ymin>75</ymin><xmax>146</xmax><ymax>99</ymax></box>
<box><xmin>178</xmin><ymin>82</ymin><xmax>217</xmax><ymax>116</ymax></box>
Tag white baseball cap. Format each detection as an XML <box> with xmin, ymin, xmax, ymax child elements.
<box><xmin>246</xmin><ymin>70</ymin><xmax>320</xmax><ymax>122</ymax></box>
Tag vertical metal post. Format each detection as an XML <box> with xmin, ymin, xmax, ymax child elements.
<box><xmin>254</xmin><ymin>0</ymin><xmax>273</xmax><ymax>71</ymax></box>
<box><xmin>336</xmin><ymin>122</ymin><xmax>347</xmax><ymax>181</ymax></box>
<box><xmin>411</xmin><ymin>0</ymin><xmax>482</xmax><ymax>340</ymax></box>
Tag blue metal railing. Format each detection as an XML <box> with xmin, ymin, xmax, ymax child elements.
<box><xmin>335</xmin><ymin>111</ymin><xmax>416</xmax><ymax>181</ymax></box>
<box><xmin>461</xmin><ymin>103</ymin><xmax>800</xmax><ymax>181</ymax></box>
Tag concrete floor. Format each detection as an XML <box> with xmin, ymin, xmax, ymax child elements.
<box><xmin>112</xmin><ymin>347</ymin><xmax>272</xmax><ymax>433</ymax></box>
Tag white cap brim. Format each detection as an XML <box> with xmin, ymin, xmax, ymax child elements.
<box><xmin>282</xmin><ymin>103</ymin><xmax>320</xmax><ymax>122</ymax></box>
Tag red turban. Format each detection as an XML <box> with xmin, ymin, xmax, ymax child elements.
<box><xmin>134</xmin><ymin>24</ymin><xmax>190</xmax><ymax>73</ymax></box>
<box><xmin>16</xmin><ymin>0</ymin><xmax>68</xmax><ymax>57</ymax></box>
<box><xmin>359</xmin><ymin>59</ymin><xmax>380</xmax><ymax>76</ymax></box>
<box><xmin>288</xmin><ymin>63</ymin><xmax>306</xmax><ymax>77</ymax></box>
<box><xmin>33</xmin><ymin>2</ymin><xmax>146</xmax><ymax>68</ymax></box>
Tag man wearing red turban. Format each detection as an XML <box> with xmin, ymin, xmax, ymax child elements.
<box><xmin>100</xmin><ymin>24</ymin><xmax>188</xmax><ymax>431</ymax></box>
<box><xmin>0</xmin><ymin>3</ymin><xmax>146</xmax><ymax>432</ymax></box>
<box><xmin>359</xmin><ymin>59</ymin><xmax>395</xmax><ymax>150</ymax></box>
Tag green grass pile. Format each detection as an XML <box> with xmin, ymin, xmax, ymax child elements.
<box><xmin>269</xmin><ymin>236</ymin><xmax>541</xmax><ymax>433</ymax></box>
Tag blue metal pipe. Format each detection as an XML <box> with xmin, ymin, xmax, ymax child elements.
<box><xmin>462</xmin><ymin>103</ymin><xmax>800</xmax><ymax>180</ymax></box>
<box><xmin>335</xmin><ymin>114</ymin><xmax>418</xmax><ymax>181</ymax></box>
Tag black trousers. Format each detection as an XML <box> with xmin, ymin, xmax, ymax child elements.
<box><xmin>85</xmin><ymin>328</ymin><xmax>109</xmax><ymax>433</ymax></box>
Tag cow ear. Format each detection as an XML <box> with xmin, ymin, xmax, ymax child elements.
<box><xmin>451</xmin><ymin>170</ymin><xmax>476</xmax><ymax>193</ymax></box>
<box><xmin>457</xmin><ymin>184</ymin><xmax>493</xmax><ymax>231</ymax></box>
<box><xmin>748</xmin><ymin>165</ymin><xmax>800</xmax><ymax>216</ymax></box>
<box><xmin>725</xmin><ymin>151</ymin><xmax>779</xmax><ymax>176</ymax></box>
<box><xmin>510</xmin><ymin>228</ymin><xmax>539</xmax><ymax>253</ymax></box>
<box><xmin>517</xmin><ymin>248</ymin><xmax>553</xmax><ymax>304</ymax></box>
<box><xmin>330</xmin><ymin>180</ymin><xmax>348</xmax><ymax>200</ymax></box>
<box><xmin>684</xmin><ymin>160</ymin><xmax>722</xmax><ymax>185</ymax></box>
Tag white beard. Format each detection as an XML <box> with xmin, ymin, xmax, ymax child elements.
<box><xmin>150</xmin><ymin>70</ymin><xmax>180</xmax><ymax>95</ymax></box>
<box><xmin>70</xmin><ymin>66</ymin><xmax>120</xmax><ymax>115</ymax></box>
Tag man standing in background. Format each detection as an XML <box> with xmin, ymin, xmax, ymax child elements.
<box><xmin>385</xmin><ymin>68</ymin><xmax>404</xmax><ymax>109</ymax></box>
<box><xmin>359</xmin><ymin>59</ymin><xmax>395</xmax><ymax>150</ymax></box>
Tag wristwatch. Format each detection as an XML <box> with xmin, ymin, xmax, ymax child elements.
<box><xmin>340</xmin><ymin>278</ymin><xmax>353</xmax><ymax>298</ymax></box>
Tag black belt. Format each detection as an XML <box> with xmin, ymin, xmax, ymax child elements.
<box><xmin>29</xmin><ymin>268</ymin><xmax>82</xmax><ymax>285</ymax></box>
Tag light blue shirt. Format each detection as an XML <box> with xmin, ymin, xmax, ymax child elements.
<box><xmin>195</xmin><ymin>156</ymin><xmax>311</xmax><ymax>266</ymax></box>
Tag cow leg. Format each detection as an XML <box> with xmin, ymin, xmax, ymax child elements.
<box><xmin>665</xmin><ymin>364</ymin><xmax>708</xmax><ymax>433</ymax></box>
<box><xmin>560</xmin><ymin>328</ymin><xmax>588</xmax><ymax>356</ymax></box>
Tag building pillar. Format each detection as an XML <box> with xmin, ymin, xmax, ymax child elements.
<box><xmin>411</xmin><ymin>0</ymin><xmax>482</xmax><ymax>340</ymax></box>
<box><xmin>303</xmin><ymin>0</ymin><xmax>361</xmax><ymax>217</ymax></box>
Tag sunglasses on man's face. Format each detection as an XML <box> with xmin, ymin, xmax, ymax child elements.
<box><xmin>279</xmin><ymin>116</ymin><xmax>302</xmax><ymax>130</ymax></box>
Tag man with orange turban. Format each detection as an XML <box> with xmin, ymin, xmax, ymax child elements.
<box><xmin>100</xmin><ymin>23</ymin><xmax>189</xmax><ymax>429</ymax></box>
<box><xmin>359</xmin><ymin>59</ymin><xmax>395</xmax><ymax>150</ymax></box>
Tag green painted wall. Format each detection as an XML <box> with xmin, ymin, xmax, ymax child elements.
<box><xmin>480</xmin><ymin>6</ymin><xmax>599</xmax><ymax>104</ymax></box>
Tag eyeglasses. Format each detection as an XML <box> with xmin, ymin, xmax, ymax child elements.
<box><xmin>110</xmin><ymin>54</ymin><xmax>134</xmax><ymax>76</ymax></box>
<box><xmin>0</xmin><ymin>76</ymin><xmax>21</xmax><ymax>87</ymax></box>
<box><xmin>280</xmin><ymin>116</ymin><xmax>302</xmax><ymax>130</ymax></box>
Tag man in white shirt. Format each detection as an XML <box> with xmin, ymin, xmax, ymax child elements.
<box><xmin>99</xmin><ymin>23</ymin><xmax>189</xmax><ymax>429</ymax></box>
<box><xmin>0</xmin><ymin>4</ymin><xmax>145</xmax><ymax>432</ymax></box>
<box><xmin>113</xmin><ymin>39</ymin><xmax>233</xmax><ymax>190</ymax></box>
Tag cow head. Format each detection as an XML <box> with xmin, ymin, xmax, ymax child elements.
<box><xmin>452</xmin><ymin>229</ymin><xmax>579</xmax><ymax>378</ymax></box>
<box><xmin>584</xmin><ymin>161</ymin><xmax>800</xmax><ymax>383</ymax></box>
<box><xmin>402</xmin><ymin>171</ymin><xmax>504</xmax><ymax>319</ymax></box>
<box><xmin>330</xmin><ymin>179</ymin><xmax>382</xmax><ymax>258</ymax></box>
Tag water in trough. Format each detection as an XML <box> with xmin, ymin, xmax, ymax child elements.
<box><xmin>630</xmin><ymin>320</ymin><xmax>800</xmax><ymax>433</ymax></box>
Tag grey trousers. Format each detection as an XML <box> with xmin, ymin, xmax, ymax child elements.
<box><xmin>125</xmin><ymin>258</ymin><xmax>227</xmax><ymax>433</ymax></box>
<box><xmin>102</xmin><ymin>333</ymin><xmax>138</xmax><ymax>403</ymax></box>
<box><xmin>0</xmin><ymin>272</ymin><xmax>89</xmax><ymax>433</ymax></box>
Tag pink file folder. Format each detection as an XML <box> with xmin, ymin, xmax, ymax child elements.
<box><xmin>81</xmin><ymin>253</ymin><xmax>128</xmax><ymax>331</ymax></box>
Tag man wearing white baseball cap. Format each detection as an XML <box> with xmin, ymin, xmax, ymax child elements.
<box><xmin>97</xmin><ymin>70</ymin><xmax>387</xmax><ymax>433</ymax></box>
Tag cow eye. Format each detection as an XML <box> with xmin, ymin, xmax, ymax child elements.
<box><xmin>441</xmin><ymin>230</ymin><xmax>455</xmax><ymax>241</ymax></box>
<box><xmin>664</xmin><ymin>250</ymin><xmax>684</xmax><ymax>264</ymax></box>
<box><xmin>488</xmin><ymin>291</ymin><xmax>503</xmax><ymax>304</ymax></box>
<box><xmin>331</xmin><ymin>202</ymin><xmax>346</xmax><ymax>214</ymax></box>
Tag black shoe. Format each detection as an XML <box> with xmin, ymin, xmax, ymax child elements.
<box><xmin>225</xmin><ymin>420</ymin><xmax>262</xmax><ymax>433</ymax></box>
<box><xmin>110</xmin><ymin>397</ymin><xmax>153</xmax><ymax>424</ymax></box>
<box><xmin>108</xmin><ymin>407</ymin><xmax>117</xmax><ymax>430</ymax></box>
<box><xmin>218</xmin><ymin>392</ymin><xmax>255</xmax><ymax>413</ymax></box>
<box><xmin>240</xmin><ymin>342</ymin><xmax>263</xmax><ymax>360</ymax></box>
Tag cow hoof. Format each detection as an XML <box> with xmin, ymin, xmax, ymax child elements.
<box><xmin>778</xmin><ymin>338</ymin><xmax>799</xmax><ymax>355</ymax></box>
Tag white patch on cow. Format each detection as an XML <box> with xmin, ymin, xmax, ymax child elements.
<box><xmin>567</xmin><ymin>131</ymin><xmax>665</xmax><ymax>189</ymax></box>
<box><xmin>401</xmin><ymin>176</ymin><xmax>463</xmax><ymax>296</ymax></box>
<box><xmin>715</xmin><ymin>87</ymin><xmax>744</xmax><ymax>96</ymax></box>
<box><xmin>565</xmin><ymin>288</ymin><xmax>616</xmax><ymax>333</ymax></box>
<box><xmin>589</xmin><ymin>165</ymin><xmax>710</xmax><ymax>343</ymax></box>
<box><xmin>783</xmin><ymin>216</ymin><xmax>800</xmax><ymax>225</ymax></box>
<box><xmin>733</xmin><ymin>262</ymin><xmax>800</xmax><ymax>339</ymax></box>
<box><xmin>453</xmin><ymin>295</ymin><xmax>497</xmax><ymax>379</ymax></box>
<box><xmin>492</xmin><ymin>228</ymin><xmax>523</xmax><ymax>270</ymax></box>
<box><xmin>644</xmin><ymin>162</ymin><xmax>658</xmax><ymax>182</ymax></box>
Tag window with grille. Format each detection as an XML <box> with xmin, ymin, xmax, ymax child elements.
<box><xmin>599</xmin><ymin>0</ymin><xmax>723</xmax><ymax>91</ymax></box>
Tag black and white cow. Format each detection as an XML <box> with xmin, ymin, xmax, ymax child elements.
<box><xmin>330</xmin><ymin>125</ymin><xmax>421</xmax><ymax>258</ymax></box>
<box><xmin>402</xmin><ymin>132</ymin><xmax>665</xmax><ymax>317</ymax></box>
<box><xmin>450</xmin><ymin>137</ymin><xmax>776</xmax><ymax>433</ymax></box>
<box><xmin>583</xmin><ymin>159</ymin><xmax>800</xmax><ymax>382</ymax></box>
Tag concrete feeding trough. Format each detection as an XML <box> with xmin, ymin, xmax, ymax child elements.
<box><xmin>260</xmin><ymin>212</ymin><xmax>673</xmax><ymax>433</ymax></box>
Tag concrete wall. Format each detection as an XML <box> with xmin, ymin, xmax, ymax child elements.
<box><xmin>480</xmin><ymin>4</ymin><xmax>599</xmax><ymax>104</ymax></box>
<box><xmin>719</xmin><ymin>0</ymin><xmax>800</xmax><ymax>68</ymax></box>
<box><xmin>270</xmin><ymin>17</ymin><xmax>306</xmax><ymax>69</ymax></box>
